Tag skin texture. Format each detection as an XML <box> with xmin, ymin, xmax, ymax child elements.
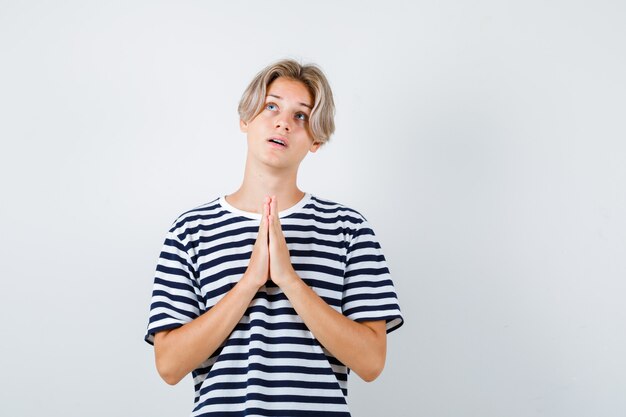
<box><xmin>153</xmin><ymin>77</ymin><xmax>387</xmax><ymax>385</ymax></box>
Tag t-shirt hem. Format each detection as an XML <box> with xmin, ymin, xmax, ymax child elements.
<box><xmin>144</xmin><ymin>322</ymin><xmax>185</xmax><ymax>346</ymax></box>
<box><xmin>353</xmin><ymin>314</ymin><xmax>404</xmax><ymax>334</ymax></box>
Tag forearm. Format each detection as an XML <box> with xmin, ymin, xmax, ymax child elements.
<box><xmin>154</xmin><ymin>273</ymin><xmax>260</xmax><ymax>385</ymax></box>
<box><xmin>279</xmin><ymin>272</ymin><xmax>387</xmax><ymax>382</ymax></box>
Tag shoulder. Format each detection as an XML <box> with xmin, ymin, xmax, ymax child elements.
<box><xmin>307</xmin><ymin>195</ymin><xmax>386</xmax><ymax>247</ymax></box>
<box><xmin>166</xmin><ymin>196</ymin><xmax>224</xmax><ymax>238</ymax></box>
<box><xmin>307</xmin><ymin>194</ymin><xmax>371</xmax><ymax>229</ymax></box>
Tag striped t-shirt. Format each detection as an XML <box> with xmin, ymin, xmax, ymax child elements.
<box><xmin>145</xmin><ymin>192</ymin><xmax>403</xmax><ymax>416</ymax></box>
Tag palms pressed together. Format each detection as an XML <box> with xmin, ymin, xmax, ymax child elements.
<box><xmin>247</xmin><ymin>195</ymin><xmax>297</xmax><ymax>289</ymax></box>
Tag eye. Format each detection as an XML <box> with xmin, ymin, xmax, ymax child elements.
<box><xmin>295</xmin><ymin>112</ymin><xmax>308</xmax><ymax>121</ymax></box>
<box><xmin>265</xmin><ymin>103</ymin><xmax>277</xmax><ymax>111</ymax></box>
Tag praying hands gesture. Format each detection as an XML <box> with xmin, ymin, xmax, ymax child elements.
<box><xmin>245</xmin><ymin>195</ymin><xmax>301</xmax><ymax>289</ymax></box>
<box><xmin>154</xmin><ymin>195</ymin><xmax>387</xmax><ymax>385</ymax></box>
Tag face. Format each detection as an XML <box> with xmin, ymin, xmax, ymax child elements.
<box><xmin>240</xmin><ymin>77</ymin><xmax>321</xmax><ymax>171</ymax></box>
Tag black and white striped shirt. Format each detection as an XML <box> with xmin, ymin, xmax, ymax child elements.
<box><xmin>145</xmin><ymin>192</ymin><xmax>403</xmax><ymax>416</ymax></box>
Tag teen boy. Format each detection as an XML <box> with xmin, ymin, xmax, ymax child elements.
<box><xmin>145</xmin><ymin>59</ymin><xmax>403</xmax><ymax>416</ymax></box>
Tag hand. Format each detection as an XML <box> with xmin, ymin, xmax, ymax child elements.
<box><xmin>268</xmin><ymin>195</ymin><xmax>298</xmax><ymax>287</ymax></box>
<box><xmin>242</xmin><ymin>196</ymin><xmax>270</xmax><ymax>289</ymax></box>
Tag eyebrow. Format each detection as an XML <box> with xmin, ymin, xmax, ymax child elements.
<box><xmin>267</xmin><ymin>94</ymin><xmax>312</xmax><ymax>110</ymax></box>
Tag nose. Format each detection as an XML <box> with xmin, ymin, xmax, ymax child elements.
<box><xmin>274</xmin><ymin>115</ymin><xmax>290</xmax><ymax>132</ymax></box>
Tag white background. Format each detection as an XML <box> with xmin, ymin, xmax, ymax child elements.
<box><xmin>1</xmin><ymin>1</ymin><xmax>625</xmax><ymax>416</ymax></box>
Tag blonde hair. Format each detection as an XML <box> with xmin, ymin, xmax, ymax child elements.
<box><xmin>238</xmin><ymin>59</ymin><xmax>335</xmax><ymax>145</ymax></box>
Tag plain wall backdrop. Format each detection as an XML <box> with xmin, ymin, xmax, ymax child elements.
<box><xmin>1</xmin><ymin>1</ymin><xmax>625</xmax><ymax>416</ymax></box>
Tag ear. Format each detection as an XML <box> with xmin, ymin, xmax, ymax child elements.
<box><xmin>309</xmin><ymin>141</ymin><xmax>322</xmax><ymax>153</ymax></box>
<box><xmin>239</xmin><ymin>119</ymin><xmax>248</xmax><ymax>133</ymax></box>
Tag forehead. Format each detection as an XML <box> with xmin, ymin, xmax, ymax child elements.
<box><xmin>266</xmin><ymin>77</ymin><xmax>313</xmax><ymax>107</ymax></box>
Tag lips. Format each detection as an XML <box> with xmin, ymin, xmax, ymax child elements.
<box><xmin>267</xmin><ymin>136</ymin><xmax>289</xmax><ymax>147</ymax></box>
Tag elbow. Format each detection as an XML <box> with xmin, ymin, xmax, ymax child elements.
<box><xmin>155</xmin><ymin>349</ymin><xmax>184</xmax><ymax>386</ymax></box>
<box><xmin>159</xmin><ymin>368</ymin><xmax>183</xmax><ymax>386</ymax></box>
<box><xmin>156</xmin><ymin>359</ymin><xmax>184</xmax><ymax>386</ymax></box>
<box><xmin>360</xmin><ymin>363</ymin><xmax>384</xmax><ymax>383</ymax></box>
<box><xmin>357</xmin><ymin>326</ymin><xmax>388</xmax><ymax>382</ymax></box>
<box><xmin>154</xmin><ymin>331</ymin><xmax>185</xmax><ymax>385</ymax></box>
<box><xmin>359</xmin><ymin>354</ymin><xmax>386</xmax><ymax>383</ymax></box>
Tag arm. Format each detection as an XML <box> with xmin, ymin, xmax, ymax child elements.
<box><xmin>153</xmin><ymin>197</ymin><xmax>272</xmax><ymax>385</ymax></box>
<box><xmin>154</xmin><ymin>274</ymin><xmax>260</xmax><ymax>385</ymax></box>
<box><xmin>267</xmin><ymin>196</ymin><xmax>387</xmax><ymax>382</ymax></box>
<box><xmin>281</xmin><ymin>274</ymin><xmax>387</xmax><ymax>382</ymax></box>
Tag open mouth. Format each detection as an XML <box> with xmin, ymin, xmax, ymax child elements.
<box><xmin>268</xmin><ymin>138</ymin><xmax>287</xmax><ymax>147</ymax></box>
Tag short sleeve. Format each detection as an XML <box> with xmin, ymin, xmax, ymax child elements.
<box><xmin>144</xmin><ymin>228</ymin><xmax>204</xmax><ymax>345</ymax></box>
<box><xmin>342</xmin><ymin>217</ymin><xmax>404</xmax><ymax>333</ymax></box>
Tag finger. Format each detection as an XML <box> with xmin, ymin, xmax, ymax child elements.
<box><xmin>271</xmin><ymin>195</ymin><xmax>280</xmax><ymax>222</ymax></box>
<box><xmin>259</xmin><ymin>199</ymin><xmax>269</xmax><ymax>237</ymax></box>
<box><xmin>267</xmin><ymin>196</ymin><xmax>273</xmax><ymax>229</ymax></box>
<box><xmin>265</xmin><ymin>195</ymin><xmax>272</xmax><ymax>217</ymax></box>
<box><xmin>269</xmin><ymin>196</ymin><xmax>279</xmax><ymax>232</ymax></box>
<box><xmin>265</xmin><ymin>197</ymin><xmax>271</xmax><ymax>217</ymax></box>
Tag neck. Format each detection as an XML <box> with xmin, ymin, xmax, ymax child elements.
<box><xmin>226</xmin><ymin>153</ymin><xmax>305</xmax><ymax>214</ymax></box>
